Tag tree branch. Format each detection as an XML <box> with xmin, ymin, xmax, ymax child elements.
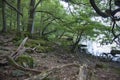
<box><xmin>33</xmin><ymin>0</ymin><xmax>42</xmax><ymax>11</ymax></box>
<box><xmin>42</xmin><ymin>19</ymin><xmax>55</xmax><ymax>35</ymax></box>
<box><xmin>36</xmin><ymin>10</ymin><xmax>64</xmax><ymax>23</ymax></box>
<box><xmin>43</xmin><ymin>29</ymin><xmax>57</xmax><ymax>36</ymax></box>
<box><xmin>89</xmin><ymin>0</ymin><xmax>109</xmax><ymax>18</ymax></box>
<box><xmin>6</xmin><ymin>56</ymin><xmax>41</xmax><ymax>73</ymax></box>
<box><xmin>4</xmin><ymin>0</ymin><xmax>23</xmax><ymax>16</ymax></box>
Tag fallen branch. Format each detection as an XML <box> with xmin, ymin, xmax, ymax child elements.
<box><xmin>0</xmin><ymin>37</ymin><xmax>28</xmax><ymax>66</ymax></box>
<box><xmin>6</xmin><ymin>56</ymin><xmax>41</xmax><ymax>73</ymax></box>
<box><xmin>10</xmin><ymin>37</ymin><xmax>28</xmax><ymax>59</ymax></box>
<box><xmin>25</xmin><ymin>63</ymin><xmax>80</xmax><ymax>80</ymax></box>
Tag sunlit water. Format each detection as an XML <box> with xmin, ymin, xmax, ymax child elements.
<box><xmin>85</xmin><ymin>40</ymin><xmax>120</xmax><ymax>62</ymax></box>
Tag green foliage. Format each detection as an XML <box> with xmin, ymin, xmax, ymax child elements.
<box><xmin>13</xmin><ymin>37</ymin><xmax>24</xmax><ymax>46</ymax></box>
<box><xmin>16</xmin><ymin>54</ymin><xmax>36</xmax><ymax>68</ymax></box>
<box><xmin>0</xmin><ymin>0</ymin><xmax>114</xmax><ymax>50</ymax></box>
<box><xmin>25</xmin><ymin>39</ymin><xmax>47</xmax><ymax>47</ymax></box>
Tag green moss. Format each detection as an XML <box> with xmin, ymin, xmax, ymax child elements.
<box><xmin>16</xmin><ymin>54</ymin><xmax>36</xmax><ymax>68</ymax></box>
<box><xmin>35</xmin><ymin>46</ymin><xmax>53</xmax><ymax>53</ymax></box>
<box><xmin>25</xmin><ymin>39</ymin><xmax>46</xmax><ymax>47</ymax></box>
<box><xmin>25</xmin><ymin>39</ymin><xmax>54</xmax><ymax>53</ymax></box>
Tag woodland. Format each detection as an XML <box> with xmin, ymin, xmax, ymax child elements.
<box><xmin>0</xmin><ymin>0</ymin><xmax>120</xmax><ymax>80</ymax></box>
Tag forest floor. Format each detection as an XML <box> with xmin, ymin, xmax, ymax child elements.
<box><xmin>0</xmin><ymin>33</ymin><xmax>120</xmax><ymax>80</ymax></box>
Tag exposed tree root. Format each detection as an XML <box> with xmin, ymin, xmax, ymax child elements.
<box><xmin>25</xmin><ymin>63</ymin><xmax>80</xmax><ymax>80</ymax></box>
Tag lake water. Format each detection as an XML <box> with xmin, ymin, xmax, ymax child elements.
<box><xmin>81</xmin><ymin>40</ymin><xmax>120</xmax><ymax>62</ymax></box>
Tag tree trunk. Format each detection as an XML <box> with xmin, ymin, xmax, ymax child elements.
<box><xmin>27</xmin><ymin>0</ymin><xmax>35</xmax><ymax>35</ymax></box>
<box><xmin>71</xmin><ymin>30</ymin><xmax>84</xmax><ymax>52</ymax></box>
<box><xmin>17</xmin><ymin>0</ymin><xmax>21</xmax><ymax>32</ymax></box>
<box><xmin>2</xmin><ymin>0</ymin><xmax>7</xmax><ymax>32</ymax></box>
<box><xmin>9</xmin><ymin>9</ymin><xmax>13</xmax><ymax>30</ymax></box>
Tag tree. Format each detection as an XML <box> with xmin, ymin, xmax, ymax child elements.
<box><xmin>17</xmin><ymin>0</ymin><xmax>21</xmax><ymax>32</ymax></box>
<box><xmin>1</xmin><ymin>0</ymin><xmax>7</xmax><ymax>32</ymax></box>
<box><xmin>27</xmin><ymin>0</ymin><xmax>35</xmax><ymax>35</ymax></box>
<box><xmin>27</xmin><ymin>0</ymin><xmax>42</xmax><ymax>35</ymax></box>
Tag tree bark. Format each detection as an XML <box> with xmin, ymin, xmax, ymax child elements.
<box><xmin>27</xmin><ymin>0</ymin><xmax>35</xmax><ymax>35</ymax></box>
<box><xmin>9</xmin><ymin>9</ymin><xmax>13</xmax><ymax>30</ymax></box>
<box><xmin>2</xmin><ymin>0</ymin><xmax>7</xmax><ymax>32</ymax></box>
<box><xmin>17</xmin><ymin>0</ymin><xmax>21</xmax><ymax>32</ymax></box>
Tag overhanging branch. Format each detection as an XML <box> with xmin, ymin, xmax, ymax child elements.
<box><xmin>89</xmin><ymin>0</ymin><xmax>109</xmax><ymax>18</ymax></box>
<box><xmin>36</xmin><ymin>10</ymin><xmax>64</xmax><ymax>22</ymax></box>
